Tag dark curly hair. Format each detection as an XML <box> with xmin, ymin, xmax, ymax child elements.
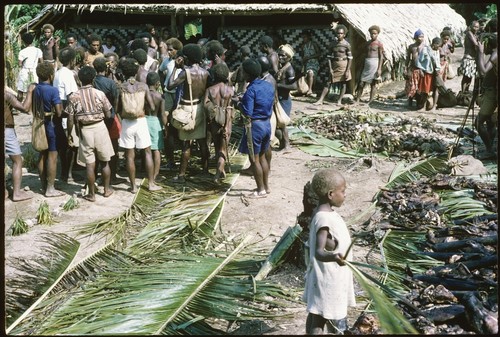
<box><xmin>58</xmin><ymin>47</ymin><xmax>76</xmax><ymax>66</ymax></box>
<box><xmin>132</xmin><ymin>49</ymin><xmax>147</xmax><ymax>65</ymax></box>
<box><xmin>78</xmin><ymin>66</ymin><xmax>97</xmax><ymax>85</ymax></box>
<box><xmin>119</xmin><ymin>57</ymin><xmax>140</xmax><ymax>78</ymax></box>
<box><xmin>259</xmin><ymin>35</ymin><xmax>274</xmax><ymax>48</ymax></box>
<box><xmin>130</xmin><ymin>38</ymin><xmax>148</xmax><ymax>53</ymax></box>
<box><xmin>146</xmin><ymin>72</ymin><xmax>160</xmax><ymax>86</ymax></box>
<box><xmin>182</xmin><ymin>44</ymin><xmax>202</xmax><ymax>64</ymax></box>
<box><xmin>21</xmin><ymin>32</ymin><xmax>34</xmax><ymax>45</ymax></box>
<box><xmin>242</xmin><ymin>58</ymin><xmax>261</xmax><ymax>80</ymax></box>
<box><xmin>205</xmin><ymin>40</ymin><xmax>225</xmax><ymax>61</ymax></box>
<box><xmin>93</xmin><ymin>57</ymin><xmax>108</xmax><ymax>72</ymax></box>
<box><xmin>36</xmin><ymin>62</ymin><xmax>55</xmax><ymax>81</ymax></box>
<box><xmin>211</xmin><ymin>63</ymin><xmax>229</xmax><ymax>83</ymax></box>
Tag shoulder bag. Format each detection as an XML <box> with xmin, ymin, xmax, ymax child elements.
<box><xmin>31</xmin><ymin>88</ymin><xmax>49</xmax><ymax>151</ymax></box>
<box><xmin>171</xmin><ymin>69</ymin><xmax>196</xmax><ymax>131</ymax></box>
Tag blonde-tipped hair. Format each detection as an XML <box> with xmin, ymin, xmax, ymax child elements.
<box><xmin>311</xmin><ymin>168</ymin><xmax>345</xmax><ymax>198</ymax></box>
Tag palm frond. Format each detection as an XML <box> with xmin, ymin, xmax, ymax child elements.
<box><xmin>27</xmin><ymin>236</ymin><xmax>296</xmax><ymax>335</ymax></box>
<box><xmin>345</xmin><ymin>261</ymin><xmax>418</xmax><ymax>334</ymax></box>
<box><xmin>289</xmin><ymin>125</ymin><xmax>367</xmax><ymax>158</ymax></box>
<box><xmin>6</xmin><ymin>232</ymin><xmax>80</xmax><ymax>332</ymax></box>
<box><xmin>385</xmin><ymin>156</ymin><xmax>450</xmax><ymax>189</ymax></box>
<box><xmin>438</xmin><ymin>189</ymin><xmax>495</xmax><ymax>220</ymax></box>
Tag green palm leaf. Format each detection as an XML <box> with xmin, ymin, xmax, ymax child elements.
<box><xmin>6</xmin><ymin>232</ymin><xmax>80</xmax><ymax>332</ymax></box>
<box><xmin>28</xmin><ymin>236</ymin><xmax>295</xmax><ymax>335</ymax></box>
<box><xmin>345</xmin><ymin>261</ymin><xmax>418</xmax><ymax>334</ymax></box>
<box><xmin>385</xmin><ymin>156</ymin><xmax>450</xmax><ymax>189</ymax></box>
<box><xmin>289</xmin><ymin>125</ymin><xmax>367</xmax><ymax>158</ymax></box>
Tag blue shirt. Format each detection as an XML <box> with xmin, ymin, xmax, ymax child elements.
<box><xmin>239</xmin><ymin>79</ymin><xmax>274</xmax><ymax>120</ymax></box>
<box><xmin>35</xmin><ymin>82</ymin><xmax>61</xmax><ymax>112</ymax></box>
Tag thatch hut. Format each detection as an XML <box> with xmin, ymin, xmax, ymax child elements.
<box><xmin>14</xmin><ymin>3</ymin><xmax>466</xmax><ymax>86</ymax></box>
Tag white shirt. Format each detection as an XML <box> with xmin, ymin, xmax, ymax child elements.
<box><xmin>53</xmin><ymin>66</ymin><xmax>79</xmax><ymax>101</ymax></box>
<box><xmin>18</xmin><ymin>46</ymin><xmax>42</xmax><ymax>70</ymax></box>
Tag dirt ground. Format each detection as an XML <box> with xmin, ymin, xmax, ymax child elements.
<box><xmin>3</xmin><ymin>48</ymin><xmax>489</xmax><ymax>334</ymax></box>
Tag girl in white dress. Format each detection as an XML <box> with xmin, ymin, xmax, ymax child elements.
<box><xmin>303</xmin><ymin>168</ymin><xmax>356</xmax><ymax>334</ymax></box>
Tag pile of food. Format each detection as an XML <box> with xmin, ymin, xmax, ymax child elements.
<box><xmin>301</xmin><ymin>111</ymin><xmax>456</xmax><ymax>159</ymax></box>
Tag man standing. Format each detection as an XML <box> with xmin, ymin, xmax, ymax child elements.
<box><xmin>235</xmin><ymin>58</ymin><xmax>274</xmax><ymax>198</ymax></box>
<box><xmin>84</xmin><ymin>34</ymin><xmax>104</xmax><ymax>67</ymax></box>
<box><xmin>66</xmin><ymin>66</ymin><xmax>115</xmax><ymax>201</ymax></box>
<box><xmin>117</xmin><ymin>58</ymin><xmax>161</xmax><ymax>192</ymax></box>
<box><xmin>475</xmin><ymin>33</ymin><xmax>497</xmax><ymax>159</ymax></box>
<box><xmin>167</xmin><ymin>44</ymin><xmax>209</xmax><ymax>183</ymax></box>
<box><xmin>53</xmin><ymin>47</ymin><xmax>79</xmax><ymax>182</ymax></box>
<box><xmin>17</xmin><ymin>32</ymin><xmax>42</xmax><ymax>103</ymax></box>
<box><xmin>259</xmin><ymin>35</ymin><xmax>279</xmax><ymax>77</ymax></box>
<box><xmin>40</xmin><ymin>24</ymin><xmax>59</xmax><ymax>69</ymax></box>
<box><xmin>4</xmin><ymin>85</ymin><xmax>35</xmax><ymax>201</ymax></box>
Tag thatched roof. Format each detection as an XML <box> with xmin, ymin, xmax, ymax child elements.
<box><xmin>53</xmin><ymin>3</ymin><xmax>334</xmax><ymax>16</ymax></box>
<box><xmin>25</xmin><ymin>3</ymin><xmax>466</xmax><ymax>65</ymax></box>
<box><xmin>335</xmin><ymin>3</ymin><xmax>466</xmax><ymax>61</ymax></box>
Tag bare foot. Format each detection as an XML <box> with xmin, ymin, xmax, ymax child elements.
<box><xmin>82</xmin><ymin>194</ymin><xmax>95</xmax><ymax>202</ymax></box>
<box><xmin>128</xmin><ymin>185</ymin><xmax>137</xmax><ymax>193</ymax></box>
<box><xmin>312</xmin><ymin>101</ymin><xmax>323</xmax><ymax>106</ymax></box>
<box><xmin>148</xmin><ymin>183</ymin><xmax>162</xmax><ymax>191</ymax></box>
<box><xmin>103</xmin><ymin>189</ymin><xmax>114</xmax><ymax>198</ymax></box>
<box><xmin>45</xmin><ymin>189</ymin><xmax>65</xmax><ymax>198</ymax></box>
<box><xmin>12</xmin><ymin>191</ymin><xmax>33</xmax><ymax>202</ymax></box>
<box><xmin>247</xmin><ymin>190</ymin><xmax>267</xmax><ymax>199</ymax></box>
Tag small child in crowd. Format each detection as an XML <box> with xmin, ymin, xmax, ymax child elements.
<box><xmin>303</xmin><ymin>168</ymin><xmax>356</xmax><ymax>335</ymax></box>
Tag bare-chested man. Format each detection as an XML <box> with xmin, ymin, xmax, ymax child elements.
<box><xmin>167</xmin><ymin>44</ymin><xmax>209</xmax><ymax>183</ymax></box>
<box><xmin>204</xmin><ymin>63</ymin><xmax>235</xmax><ymax>183</ymax></box>
<box><xmin>40</xmin><ymin>24</ymin><xmax>59</xmax><ymax>70</ymax></box>
<box><xmin>259</xmin><ymin>35</ymin><xmax>279</xmax><ymax>77</ymax></box>
<box><xmin>314</xmin><ymin>25</ymin><xmax>353</xmax><ymax>105</ymax></box>
<box><xmin>355</xmin><ymin>25</ymin><xmax>384</xmax><ymax>105</ymax></box>
<box><xmin>146</xmin><ymin>72</ymin><xmax>167</xmax><ymax>181</ymax></box>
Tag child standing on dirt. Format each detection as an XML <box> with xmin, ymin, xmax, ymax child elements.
<box><xmin>303</xmin><ymin>168</ymin><xmax>356</xmax><ymax>335</ymax></box>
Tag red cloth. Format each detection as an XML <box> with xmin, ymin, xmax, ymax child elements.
<box><xmin>418</xmin><ymin>72</ymin><xmax>434</xmax><ymax>94</ymax></box>
<box><xmin>108</xmin><ymin>114</ymin><xmax>122</xmax><ymax>139</ymax></box>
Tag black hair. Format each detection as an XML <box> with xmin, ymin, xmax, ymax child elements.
<box><xmin>335</xmin><ymin>24</ymin><xmax>348</xmax><ymax>35</ymax></box>
<box><xmin>88</xmin><ymin>33</ymin><xmax>101</xmax><ymax>44</ymax></box>
<box><xmin>66</xmin><ymin>33</ymin><xmax>77</xmax><ymax>41</ymax></box>
<box><xmin>36</xmin><ymin>62</ymin><xmax>54</xmax><ymax>81</ymax></box>
<box><xmin>130</xmin><ymin>38</ymin><xmax>148</xmax><ymax>53</ymax></box>
<box><xmin>242</xmin><ymin>58</ymin><xmax>261</xmax><ymax>80</ymax></box>
<box><xmin>259</xmin><ymin>35</ymin><xmax>273</xmax><ymax>48</ymax></box>
<box><xmin>132</xmin><ymin>49</ymin><xmax>147</xmax><ymax>65</ymax></box>
<box><xmin>58</xmin><ymin>47</ymin><xmax>76</xmax><ymax>66</ymax></box>
<box><xmin>137</xmin><ymin>32</ymin><xmax>152</xmax><ymax>41</ymax></box>
<box><xmin>183</xmin><ymin>44</ymin><xmax>202</xmax><ymax>64</ymax></box>
<box><xmin>240</xmin><ymin>45</ymin><xmax>251</xmax><ymax>57</ymax></box>
<box><xmin>78</xmin><ymin>65</ymin><xmax>97</xmax><ymax>85</ymax></box>
<box><xmin>205</xmin><ymin>40</ymin><xmax>225</xmax><ymax>61</ymax></box>
<box><xmin>212</xmin><ymin>63</ymin><xmax>229</xmax><ymax>83</ymax></box>
<box><xmin>432</xmin><ymin>37</ymin><xmax>442</xmax><ymax>45</ymax></box>
<box><xmin>146</xmin><ymin>72</ymin><xmax>160</xmax><ymax>86</ymax></box>
<box><xmin>21</xmin><ymin>32</ymin><xmax>34</xmax><ymax>45</ymax></box>
<box><xmin>93</xmin><ymin>57</ymin><xmax>108</xmax><ymax>72</ymax></box>
<box><xmin>120</xmin><ymin>57</ymin><xmax>140</xmax><ymax>78</ymax></box>
<box><xmin>166</xmin><ymin>38</ymin><xmax>183</xmax><ymax>51</ymax></box>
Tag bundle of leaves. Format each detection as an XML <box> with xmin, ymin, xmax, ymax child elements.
<box><xmin>301</xmin><ymin>111</ymin><xmax>455</xmax><ymax>159</ymax></box>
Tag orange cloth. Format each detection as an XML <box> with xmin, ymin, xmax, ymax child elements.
<box><xmin>418</xmin><ymin>72</ymin><xmax>434</xmax><ymax>94</ymax></box>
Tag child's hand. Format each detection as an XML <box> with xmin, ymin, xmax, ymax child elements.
<box><xmin>334</xmin><ymin>253</ymin><xmax>346</xmax><ymax>266</ymax></box>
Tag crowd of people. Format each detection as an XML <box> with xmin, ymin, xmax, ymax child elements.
<box><xmin>4</xmin><ymin>17</ymin><xmax>498</xmax><ymax>335</ymax></box>
<box><xmin>5</xmin><ymin>19</ymin><xmax>498</xmax><ymax>197</ymax></box>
